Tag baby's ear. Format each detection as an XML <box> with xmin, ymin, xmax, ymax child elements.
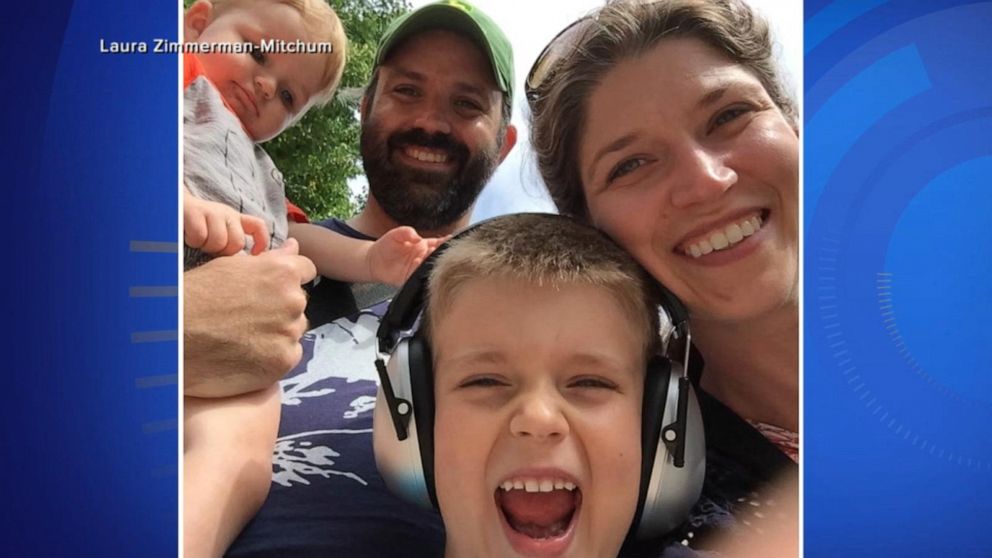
<box><xmin>184</xmin><ymin>0</ymin><xmax>214</xmax><ymax>41</ymax></box>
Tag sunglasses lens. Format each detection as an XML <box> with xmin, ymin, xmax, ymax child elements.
<box><xmin>526</xmin><ymin>18</ymin><xmax>594</xmax><ymax>95</ymax></box>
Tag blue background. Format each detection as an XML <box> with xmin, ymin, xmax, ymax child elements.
<box><xmin>0</xmin><ymin>0</ymin><xmax>179</xmax><ymax>555</ymax></box>
<box><xmin>805</xmin><ymin>0</ymin><xmax>991</xmax><ymax>556</ymax></box>
<box><xmin>1</xmin><ymin>0</ymin><xmax>989</xmax><ymax>556</ymax></box>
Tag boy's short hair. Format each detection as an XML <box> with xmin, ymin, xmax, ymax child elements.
<box><xmin>424</xmin><ymin>213</ymin><xmax>665</xmax><ymax>359</ymax></box>
<box><xmin>212</xmin><ymin>0</ymin><xmax>347</xmax><ymax>107</ymax></box>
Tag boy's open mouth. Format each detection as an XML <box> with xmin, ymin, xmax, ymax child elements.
<box><xmin>494</xmin><ymin>477</ymin><xmax>581</xmax><ymax>542</ymax></box>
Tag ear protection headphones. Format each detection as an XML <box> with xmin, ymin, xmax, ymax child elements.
<box><xmin>372</xmin><ymin>214</ymin><xmax>705</xmax><ymax>539</ymax></box>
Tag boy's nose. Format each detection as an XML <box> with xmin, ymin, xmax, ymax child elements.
<box><xmin>509</xmin><ymin>392</ymin><xmax>569</xmax><ymax>441</ymax></box>
<box><xmin>254</xmin><ymin>75</ymin><xmax>276</xmax><ymax>101</ymax></box>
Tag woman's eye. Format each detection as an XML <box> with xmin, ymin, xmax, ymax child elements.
<box><xmin>280</xmin><ymin>89</ymin><xmax>294</xmax><ymax>109</ymax></box>
<box><xmin>710</xmin><ymin>106</ymin><xmax>751</xmax><ymax>131</ymax></box>
<box><xmin>395</xmin><ymin>85</ymin><xmax>419</xmax><ymax>98</ymax></box>
<box><xmin>250</xmin><ymin>46</ymin><xmax>265</xmax><ymax>63</ymax></box>
<box><xmin>607</xmin><ymin>158</ymin><xmax>645</xmax><ymax>183</ymax></box>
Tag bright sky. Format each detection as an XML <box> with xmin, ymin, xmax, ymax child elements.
<box><xmin>360</xmin><ymin>0</ymin><xmax>802</xmax><ymax>222</ymax></box>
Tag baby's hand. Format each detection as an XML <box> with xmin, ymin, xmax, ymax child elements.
<box><xmin>184</xmin><ymin>190</ymin><xmax>270</xmax><ymax>256</ymax></box>
<box><xmin>367</xmin><ymin>226</ymin><xmax>449</xmax><ymax>286</ymax></box>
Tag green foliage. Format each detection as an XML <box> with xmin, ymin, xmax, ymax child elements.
<box><xmin>265</xmin><ymin>0</ymin><xmax>411</xmax><ymax>221</ymax></box>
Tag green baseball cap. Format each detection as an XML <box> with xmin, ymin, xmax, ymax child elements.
<box><xmin>375</xmin><ymin>0</ymin><xmax>514</xmax><ymax>106</ymax></box>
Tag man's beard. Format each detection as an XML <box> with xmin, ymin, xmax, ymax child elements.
<box><xmin>360</xmin><ymin>116</ymin><xmax>501</xmax><ymax>232</ymax></box>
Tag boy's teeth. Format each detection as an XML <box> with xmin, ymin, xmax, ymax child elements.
<box><xmin>683</xmin><ymin>215</ymin><xmax>763</xmax><ymax>258</ymax></box>
<box><xmin>499</xmin><ymin>477</ymin><xmax>578</xmax><ymax>493</ymax></box>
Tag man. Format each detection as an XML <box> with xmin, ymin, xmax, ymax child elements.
<box><xmin>297</xmin><ymin>0</ymin><xmax>517</xmax><ymax>327</ymax></box>
<box><xmin>224</xmin><ymin>2</ymin><xmax>517</xmax><ymax>556</ymax></box>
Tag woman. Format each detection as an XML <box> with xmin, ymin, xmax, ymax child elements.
<box><xmin>527</xmin><ymin>0</ymin><xmax>799</xmax><ymax>554</ymax></box>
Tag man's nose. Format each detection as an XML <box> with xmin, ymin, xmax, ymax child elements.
<box><xmin>409</xmin><ymin>100</ymin><xmax>453</xmax><ymax>136</ymax></box>
<box><xmin>669</xmin><ymin>147</ymin><xmax>738</xmax><ymax>208</ymax></box>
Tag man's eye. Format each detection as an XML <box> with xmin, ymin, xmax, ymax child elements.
<box><xmin>250</xmin><ymin>46</ymin><xmax>265</xmax><ymax>63</ymax></box>
<box><xmin>456</xmin><ymin>99</ymin><xmax>482</xmax><ymax>112</ymax></box>
<box><xmin>280</xmin><ymin>89</ymin><xmax>294</xmax><ymax>108</ymax></box>
<box><xmin>607</xmin><ymin>158</ymin><xmax>645</xmax><ymax>183</ymax></box>
<box><xmin>395</xmin><ymin>85</ymin><xmax>419</xmax><ymax>97</ymax></box>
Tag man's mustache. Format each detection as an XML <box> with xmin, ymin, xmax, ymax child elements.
<box><xmin>387</xmin><ymin>129</ymin><xmax>470</xmax><ymax>164</ymax></box>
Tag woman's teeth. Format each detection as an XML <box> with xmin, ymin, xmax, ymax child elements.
<box><xmin>499</xmin><ymin>477</ymin><xmax>577</xmax><ymax>493</ymax></box>
<box><xmin>684</xmin><ymin>215</ymin><xmax>763</xmax><ymax>258</ymax></box>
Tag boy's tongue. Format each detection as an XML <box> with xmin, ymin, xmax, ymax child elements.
<box><xmin>499</xmin><ymin>490</ymin><xmax>576</xmax><ymax>536</ymax></box>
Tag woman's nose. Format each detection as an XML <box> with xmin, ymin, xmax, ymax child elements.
<box><xmin>509</xmin><ymin>390</ymin><xmax>569</xmax><ymax>441</ymax></box>
<box><xmin>669</xmin><ymin>147</ymin><xmax>738</xmax><ymax>208</ymax></box>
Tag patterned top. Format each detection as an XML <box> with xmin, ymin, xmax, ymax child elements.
<box><xmin>748</xmin><ymin>421</ymin><xmax>800</xmax><ymax>463</ymax></box>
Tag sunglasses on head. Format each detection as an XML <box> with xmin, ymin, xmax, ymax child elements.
<box><xmin>526</xmin><ymin>1</ymin><xmax>664</xmax><ymax>105</ymax></box>
<box><xmin>524</xmin><ymin>14</ymin><xmax>598</xmax><ymax>104</ymax></box>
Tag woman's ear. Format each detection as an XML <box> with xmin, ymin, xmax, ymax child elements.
<box><xmin>184</xmin><ymin>0</ymin><xmax>214</xmax><ymax>41</ymax></box>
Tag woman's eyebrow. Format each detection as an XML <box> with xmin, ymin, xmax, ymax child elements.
<box><xmin>587</xmin><ymin>133</ymin><xmax>638</xmax><ymax>180</ymax></box>
<box><xmin>696</xmin><ymin>80</ymin><xmax>765</xmax><ymax>109</ymax></box>
<box><xmin>697</xmin><ymin>85</ymin><xmax>729</xmax><ymax>109</ymax></box>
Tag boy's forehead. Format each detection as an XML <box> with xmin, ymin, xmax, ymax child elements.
<box><xmin>431</xmin><ymin>276</ymin><xmax>650</xmax><ymax>344</ymax></box>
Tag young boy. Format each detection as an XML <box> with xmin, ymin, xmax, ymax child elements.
<box><xmin>382</xmin><ymin>213</ymin><xmax>672</xmax><ymax>557</ymax></box>
<box><xmin>182</xmin><ymin>0</ymin><xmax>442</xmax><ymax>284</ymax></box>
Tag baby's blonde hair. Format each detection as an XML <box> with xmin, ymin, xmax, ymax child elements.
<box><xmin>211</xmin><ymin>0</ymin><xmax>347</xmax><ymax>107</ymax></box>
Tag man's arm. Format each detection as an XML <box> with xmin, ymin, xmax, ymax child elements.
<box><xmin>184</xmin><ymin>238</ymin><xmax>316</xmax><ymax>398</ymax></box>
<box><xmin>183</xmin><ymin>385</ymin><xmax>282</xmax><ymax>558</ymax></box>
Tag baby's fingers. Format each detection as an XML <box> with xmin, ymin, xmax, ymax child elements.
<box><xmin>215</xmin><ymin>215</ymin><xmax>248</xmax><ymax>257</ymax></box>
<box><xmin>241</xmin><ymin>215</ymin><xmax>271</xmax><ymax>255</ymax></box>
<box><xmin>184</xmin><ymin>210</ymin><xmax>209</xmax><ymax>249</ymax></box>
<box><xmin>201</xmin><ymin>211</ymin><xmax>232</xmax><ymax>255</ymax></box>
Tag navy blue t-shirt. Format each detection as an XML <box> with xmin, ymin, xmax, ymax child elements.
<box><xmin>226</xmin><ymin>302</ymin><xmax>446</xmax><ymax>557</ymax></box>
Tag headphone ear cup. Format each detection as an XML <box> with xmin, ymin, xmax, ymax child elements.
<box><xmin>632</xmin><ymin>356</ymin><xmax>671</xmax><ymax>531</ymax></box>
<box><xmin>407</xmin><ymin>334</ymin><xmax>438</xmax><ymax>508</ymax></box>
<box><xmin>632</xmin><ymin>357</ymin><xmax>706</xmax><ymax>540</ymax></box>
<box><xmin>372</xmin><ymin>337</ymin><xmax>436</xmax><ymax>510</ymax></box>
